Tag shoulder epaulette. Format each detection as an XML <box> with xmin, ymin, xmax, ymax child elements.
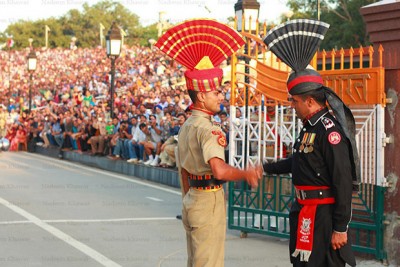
<box><xmin>321</xmin><ymin>117</ymin><xmax>335</xmax><ymax>130</ymax></box>
<box><xmin>212</xmin><ymin>121</ymin><xmax>222</xmax><ymax>128</ymax></box>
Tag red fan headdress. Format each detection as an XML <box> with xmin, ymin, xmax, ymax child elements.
<box><xmin>155</xmin><ymin>19</ymin><xmax>245</xmax><ymax>92</ymax></box>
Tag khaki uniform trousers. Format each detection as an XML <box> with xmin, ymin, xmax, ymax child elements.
<box><xmin>182</xmin><ymin>188</ymin><xmax>226</xmax><ymax>267</ymax></box>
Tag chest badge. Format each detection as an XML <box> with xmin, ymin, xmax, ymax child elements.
<box><xmin>300</xmin><ymin>132</ymin><xmax>316</xmax><ymax>153</ymax></box>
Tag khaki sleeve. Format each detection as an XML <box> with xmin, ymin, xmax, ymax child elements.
<box><xmin>201</xmin><ymin>126</ymin><xmax>226</xmax><ymax>164</ymax></box>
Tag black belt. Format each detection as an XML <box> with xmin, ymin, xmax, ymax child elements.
<box><xmin>188</xmin><ymin>178</ymin><xmax>226</xmax><ymax>188</ymax></box>
<box><xmin>295</xmin><ymin>188</ymin><xmax>333</xmax><ymax>200</ymax></box>
<box><xmin>188</xmin><ymin>174</ymin><xmax>226</xmax><ymax>190</ymax></box>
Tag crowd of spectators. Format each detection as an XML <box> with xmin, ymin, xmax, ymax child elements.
<box><xmin>0</xmin><ymin>45</ymin><xmax>233</xmax><ymax>167</ymax></box>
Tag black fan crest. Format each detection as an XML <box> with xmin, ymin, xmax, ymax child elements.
<box><xmin>263</xmin><ymin>19</ymin><xmax>330</xmax><ymax>72</ymax></box>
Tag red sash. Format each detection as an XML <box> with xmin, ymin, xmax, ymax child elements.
<box><xmin>292</xmin><ymin>185</ymin><xmax>335</xmax><ymax>262</ymax></box>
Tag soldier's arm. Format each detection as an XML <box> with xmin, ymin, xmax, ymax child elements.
<box><xmin>202</xmin><ymin>126</ymin><xmax>261</xmax><ymax>187</ymax></box>
<box><xmin>321</xmin><ymin>127</ymin><xmax>353</xmax><ymax>233</ymax></box>
<box><xmin>209</xmin><ymin>158</ymin><xmax>261</xmax><ymax>188</ymax></box>
<box><xmin>331</xmin><ymin>231</ymin><xmax>348</xmax><ymax>250</ymax></box>
<box><xmin>180</xmin><ymin>167</ymin><xmax>190</xmax><ymax>196</ymax></box>
<box><xmin>263</xmin><ymin>157</ymin><xmax>292</xmax><ymax>174</ymax></box>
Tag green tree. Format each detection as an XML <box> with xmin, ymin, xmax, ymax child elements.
<box><xmin>134</xmin><ymin>23</ymin><xmax>159</xmax><ymax>47</ymax></box>
<box><xmin>0</xmin><ymin>0</ymin><xmax>158</xmax><ymax>49</ymax></box>
<box><xmin>285</xmin><ymin>0</ymin><xmax>379</xmax><ymax>50</ymax></box>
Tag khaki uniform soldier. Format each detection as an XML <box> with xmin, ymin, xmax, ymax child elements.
<box><xmin>155</xmin><ymin>19</ymin><xmax>263</xmax><ymax>267</ymax></box>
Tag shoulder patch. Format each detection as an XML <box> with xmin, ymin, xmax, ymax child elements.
<box><xmin>321</xmin><ymin>117</ymin><xmax>335</xmax><ymax>130</ymax></box>
<box><xmin>328</xmin><ymin>131</ymin><xmax>341</xmax><ymax>145</ymax></box>
<box><xmin>212</xmin><ymin>130</ymin><xmax>227</xmax><ymax>147</ymax></box>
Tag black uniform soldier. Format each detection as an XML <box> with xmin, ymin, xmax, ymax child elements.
<box><xmin>155</xmin><ymin>19</ymin><xmax>263</xmax><ymax>267</ymax></box>
<box><xmin>263</xmin><ymin>19</ymin><xmax>359</xmax><ymax>267</ymax></box>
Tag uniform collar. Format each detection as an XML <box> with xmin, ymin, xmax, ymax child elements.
<box><xmin>304</xmin><ymin>107</ymin><xmax>329</xmax><ymax>126</ymax></box>
<box><xmin>191</xmin><ymin>107</ymin><xmax>213</xmax><ymax>115</ymax></box>
<box><xmin>192</xmin><ymin>108</ymin><xmax>214</xmax><ymax>121</ymax></box>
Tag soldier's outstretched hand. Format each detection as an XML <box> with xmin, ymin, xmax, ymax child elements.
<box><xmin>245</xmin><ymin>164</ymin><xmax>263</xmax><ymax>188</ymax></box>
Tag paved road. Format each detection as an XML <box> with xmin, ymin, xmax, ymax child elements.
<box><xmin>0</xmin><ymin>152</ymin><xmax>390</xmax><ymax>267</ymax></box>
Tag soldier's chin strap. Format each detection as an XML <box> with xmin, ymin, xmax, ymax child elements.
<box><xmin>323</xmin><ymin>87</ymin><xmax>361</xmax><ymax>191</ymax></box>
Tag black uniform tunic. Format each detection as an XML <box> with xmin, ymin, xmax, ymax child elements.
<box><xmin>264</xmin><ymin>107</ymin><xmax>356</xmax><ymax>267</ymax></box>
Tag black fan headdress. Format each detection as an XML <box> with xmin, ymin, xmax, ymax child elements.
<box><xmin>264</xmin><ymin>19</ymin><xmax>330</xmax><ymax>95</ymax></box>
<box><xmin>264</xmin><ymin>19</ymin><xmax>329</xmax><ymax>72</ymax></box>
<box><xmin>264</xmin><ymin>19</ymin><xmax>360</xmax><ymax>191</ymax></box>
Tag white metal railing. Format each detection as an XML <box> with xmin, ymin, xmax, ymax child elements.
<box><xmin>229</xmin><ymin>103</ymin><xmax>385</xmax><ymax>187</ymax></box>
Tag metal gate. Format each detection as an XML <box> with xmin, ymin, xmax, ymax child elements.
<box><xmin>227</xmin><ymin>21</ymin><xmax>388</xmax><ymax>260</ymax></box>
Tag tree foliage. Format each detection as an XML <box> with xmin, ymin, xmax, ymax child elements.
<box><xmin>0</xmin><ymin>0</ymin><xmax>158</xmax><ymax>49</ymax></box>
<box><xmin>284</xmin><ymin>0</ymin><xmax>379</xmax><ymax>50</ymax></box>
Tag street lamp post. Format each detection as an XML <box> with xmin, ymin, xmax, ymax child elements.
<box><xmin>105</xmin><ymin>22</ymin><xmax>122</xmax><ymax>119</ymax></box>
<box><xmin>235</xmin><ymin>0</ymin><xmax>260</xmax><ymax>33</ymax></box>
<box><xmin>27</xmin><ymin>48</ymin><xmax>37</xmax><ymax>114</ymax></box>
<box><xmin>234</xmin><ymin>0</ymin><xmax>260</xmax><ymax>167</ymax></box>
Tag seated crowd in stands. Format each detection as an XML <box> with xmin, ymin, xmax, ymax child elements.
<box><xmin>0</xmin><ymin>45</ymin><xmax>233</xmax><ymax>168</ymax></box>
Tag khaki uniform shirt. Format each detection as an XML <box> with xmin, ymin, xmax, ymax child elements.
<box><xmin>178</xmin><ymin>109</ymin><xmax>226</xmax><ymax>176</ymax></box>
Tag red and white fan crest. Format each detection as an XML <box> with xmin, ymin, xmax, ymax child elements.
<box><xmin>155</xmin><ymin>19</ymin><xmax>245</xmax><ymax>69</ymax></box>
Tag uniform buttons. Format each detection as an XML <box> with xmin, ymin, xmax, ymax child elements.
<box><xmin>317</xmin><ymin>173</ymin><xmax>321</xmax><ymax>176</ymax></box>
<box><xmin>303</xmin><ymin>128</ymin><xmax>306</xmax><ymax>131</ymax></box>
<box><xmin>294</xmin><ymin>149</ymin><xmax>297</xmax><ymax>153</ymax></box>
<box><xmin>297</xmin><ymin>139</ymin><xmax>300</xmax><ymax>142</ymax></box>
